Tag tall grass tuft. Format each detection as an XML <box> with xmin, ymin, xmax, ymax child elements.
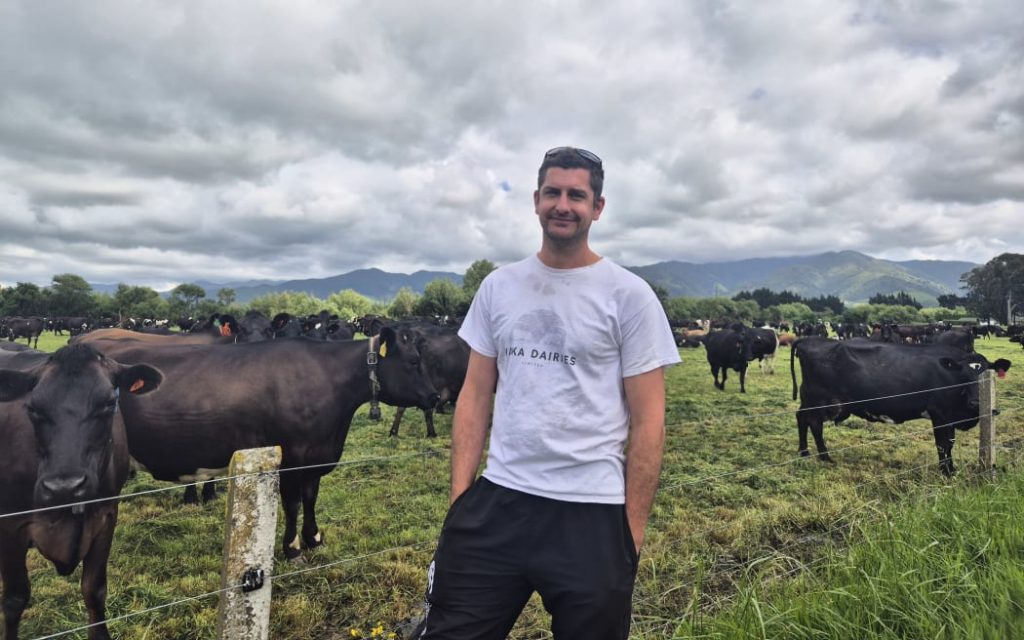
<box><xmin>675</xmin><ymin>470</ymin><xmax>1024</xmax><ymax>639</ymax></box>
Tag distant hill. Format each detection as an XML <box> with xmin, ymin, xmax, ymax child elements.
<box><xmin>91</xmin><ymin>251</ymin><xmax>976</xmax><ymax>307</ymax></box>
<box><xmin>222</xmin><ymin>268</ymin><xmax>463</xmax><ymax>304</ymax></box>
<box><xmin>627</xmin><ymin>250</ymin><xmax>977</xmax><ymax>306</ymax></box>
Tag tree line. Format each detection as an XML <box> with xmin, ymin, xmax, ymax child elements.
<box><xmin>2</xmin><ymin>254</ymin><xmax>1020</xmax><ymax>326</ymax></box>
<box><xmin>0</xmin><ymin>261</ymin><xmax>499</xmax><ymax>323</ymax></box>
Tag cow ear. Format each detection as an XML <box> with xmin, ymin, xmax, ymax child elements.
<box><xmin>990</xmin><ymin>358</ymin><xmax>1012</xmax><ymax>373</ymax></box>
<box><xmin>116</xmin><ymin>364</ymin><xmax>164</xmax><ymax>396</ymax></box>
<box><xmin>0</xmin><ymin>369</ymin><xmax>39</xmax><ymax>402</ymax></box>
<box><xmin>378</xmin><ymin>326</ymin><xmax>396</xmax><ymax>358</ymax></box>
<box><xmin>938</xmin><ymin>357</ymin><xmax>962</xmax><ymax>371</ymax></box>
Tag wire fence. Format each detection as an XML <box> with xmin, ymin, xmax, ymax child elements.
<box><xmin>10</xmin><ymin>374</ymin><xmax>1024</xmax><ymax>639</ymax></box>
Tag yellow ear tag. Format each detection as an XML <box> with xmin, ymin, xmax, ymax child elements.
<box><xmin>379</xmin><ymin>342</ymin><xmax>388</xmax><ymax>358</ymax></box>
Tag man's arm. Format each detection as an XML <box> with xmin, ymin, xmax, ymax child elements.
<box><xmin>449</xmin><ymin>349</ymin><xmax>498</xmax><ymax>505</ymax></box>
<box><xmin>623</xmin><ymin>366</ymin><xmax>667</xmax><ymax>554</ymax></box>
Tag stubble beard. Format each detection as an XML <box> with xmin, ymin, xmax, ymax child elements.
<box><xmin>542</xmin><ymin>215</ymin><xmax>589</xmax><ymax>250</ymax></box>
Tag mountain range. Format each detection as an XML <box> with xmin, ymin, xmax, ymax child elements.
<box><xmin>91</xmin><ymin>251</ymin><xmax>977</xmax><ymax>307</ymax></box>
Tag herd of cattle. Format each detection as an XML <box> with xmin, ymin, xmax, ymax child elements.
<box><xmin>0</xmin><ymin>311</ymin><xmax>1019</xmax><ymax>639</ymax></box>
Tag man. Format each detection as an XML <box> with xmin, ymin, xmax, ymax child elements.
<box><xmin>415</xmin><ymin>147</ymin><xmax>681</xmax><ymax>639</ymax></box>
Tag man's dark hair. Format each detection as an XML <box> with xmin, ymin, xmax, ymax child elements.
<box><xmin>537</xmin><ymin>147</ymin><xmax>604</xmax><ymax>201</ymax></box>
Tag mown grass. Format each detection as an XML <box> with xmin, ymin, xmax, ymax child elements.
<box><xmin>7</xmin><ymin>333</ymin><xmax>1024</xmax><ymax>639</ymax></box>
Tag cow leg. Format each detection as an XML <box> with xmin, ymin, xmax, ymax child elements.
<box><xmin>424</xmin><ymin>409</ymin><xmax>437</xmax><ymax>438</ymax></box>
<box><xmin>300</xmin><ymin>475</ymin><xmax>324</xmax><ymax>550</ymax></box>
<box><xmin>389</xmin><ymin>407</ymin><xmax>406</xmax><ymax>437</ymax></box>
<box><xmin>201</xmin><ymin>482</ymin><xmax>218</xmax><ymax>502</ymax></box>
<box><xmin>934</xmin><ymin>426</ymin><xmax>956</xmax><ymax>477</ymax></box>
<box><xmin>797</xmin><ymin>411</ymin><xmax>811</xmax><ymax>457</ymax></box>
<box><xmin>279</xmin><ymin>474</ymin><xmax>303</xmax><ymax>560</ymax></box>
<box><xmin>738</xmin><ymin>367</ymin><xmax>746</xmax><ymax>393</ymax></box>
<box><xmin>182</xmin><ymin>484</ymin><xmax>199</xmax><ymax>505</ymax></box>
<box><xmin>1</xmin><ymin>528</ymin><xmax>31</xmax><ymax>640</ymax></box>
<box><xmin>808</xmin><ymin>416</ymin><xmax>833</xmax><ymax>462</ymax></box>
<box><xmin>80</xmin><ymin>511</ymin><xmax>117</xmax><ymax>640</ymax></box>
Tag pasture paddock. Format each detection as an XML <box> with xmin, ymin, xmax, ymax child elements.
<box><xmin>6</xmin><ymin>337</ymin><xmax>1023</xmax><ymax>638</ymax></box>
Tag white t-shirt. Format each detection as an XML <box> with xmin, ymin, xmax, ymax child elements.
<box><xmin>458</xmin><ymin>254</ymin><xmax>681</xmax><ymax>503</ymax></box>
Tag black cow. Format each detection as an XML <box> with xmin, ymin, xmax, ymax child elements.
<box><xmin>705</xmin><ymin>329</ymin><xmax>754</xmax><ymax>393</ymax></box>
<box><xmin>790</xmin><ymin>338</ymin><xmax>1011</xmax><ymax>476</ymax></box>
<box><xmin>5</xmin><ymin>317</ymin><xmax>45</xmax><ymax>349</ymax></box>
<box><xmin>934</xmin><ymin>328</ymin><xmax>975</xmax><ymax>353</ymax></box>
<box><xmin>746</xmin><ymin>326</ymin><xmax>780</xmax><ymax>374</ymax></box>
<box><xmin>0</xmin><ymin>344</ymin><xmax>162</xmax><ymax>640</ymax></box>
<box><xmin>389</xmin><ymin>326</ymin><xmax>470</xmax><ymax>438</ymax></box>
<box><xmin>77</xmin><ymin>326</ymin><xmax>438</xmax><ymax>559</ymax></box>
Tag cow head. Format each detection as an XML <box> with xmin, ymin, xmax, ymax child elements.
<box><xmin>375</xmin><ymin>325</ymin><xmax>439</xmax><ymax>410</ymax></box>
<box><xmin>0</xmin><ymin>344</ymin><xmax>163</xmax><ymax>513</ymax></box>
<box><xmin>938</xmin><ymin>354</ymin><xmax>1012</xmax><ymax>418</ymax></box>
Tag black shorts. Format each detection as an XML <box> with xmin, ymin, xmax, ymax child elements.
<box><xmin>415</xmin><ymin>477</ymin><xmax>638</xmax><ymax>640</ymax></box>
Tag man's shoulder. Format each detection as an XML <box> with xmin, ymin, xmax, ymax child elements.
<box><xmin>481</xmin><ymin>256</ymin><xmax>535</xmax><ymax>284</ymax></box>
<box><xmin>598</xmin><ymin>259</ymin><xmax>658</xmax><ymax>298</ymax></box>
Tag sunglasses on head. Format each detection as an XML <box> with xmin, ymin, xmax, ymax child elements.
<box><xmin>544</xmin><ymin>146</ymin><xmax>602</xmax><ymax>167</ymax></box>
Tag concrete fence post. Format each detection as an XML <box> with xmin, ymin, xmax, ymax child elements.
<box><xmin>978</xmin><ymin>370</ymin><xmax>996</xmax><ymax>479</ymax></box>
<box><xmin>216</xmin><ymin>446</ymin><xmax>282</xmax><ymax>640</ymax></box>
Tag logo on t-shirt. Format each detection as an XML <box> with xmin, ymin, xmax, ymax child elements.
<box><xmin>503</xmin><ymin>309</ymin><xmax>578</xmax><ymax>368</ymax></box>
<box><xmin>503</xmin><ymin>345</ymin><xmax>577</xmax><ymax>366</ymax></box>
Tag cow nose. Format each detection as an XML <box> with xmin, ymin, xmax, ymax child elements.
<box><xmin>38</xmin><ymin>474</ymin><xmax>88</xmax><ymax>503</ymax></box>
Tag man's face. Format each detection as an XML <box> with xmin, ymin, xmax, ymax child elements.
<box><xmin>534</xmin><ymin>167</ymin><xmax>605</xmax><ymax>246</ymax></box>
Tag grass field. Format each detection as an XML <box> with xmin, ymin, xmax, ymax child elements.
<box><xmin>7</xmin><ymin>332</ymin><xmax>1024</xmax><ymax>639</ymax></box>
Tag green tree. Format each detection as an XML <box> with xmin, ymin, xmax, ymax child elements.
<box><xmin>217</xmin><ymin>288</ymin><xmax>237</xmax><ymax>307</ymax></box>
<box><xmin>113</xmin><ymin>284</ymin><xmax>165</xmax><ymax>321</ymax></box>
<box><xmin>868</xmin><ymin>291</ymin><xmax>922</xmax><ymax>310</ymax></box>
<box><xmin>168</xmin><ymin>283</ymin><xmax>207</xmax><ymax>316</ymax></box>
<box><xmin>664</xmin><ymin>297</ymin><xmax>698</xmax><ymax>324</ymax></box>
<box><xmin>388</xmin><ymin>287</ymin><xmax>420</xmax><ymax>319</ymax></box>
<box><xmin>325</xmin><ymin>289</ymin><xmax>376</xmax><ymax>320</ymax></box>
<box><xmin>733</xmin><ymin>288</ymin><xmax>803</xmax><ymax>308</ymax></box>
<box><xmin>415</xmin><ymin>279</ymin><xmax>465</xmax><ymax>317</ymax></box>
<box><xmin>961</xmin><ymin>253</ymin><xmax>1024</xmax><ymax>323</ymax></box>
<box><xmin>462</xmin><ymin>259</ymin><xmax>497</xmax><ymax>299</ymax></box>
<box><xmin>0</xmin><ymin>282</ymin><xmax>45</xmax><ymax>316</ymax></box>
<box><xmin>773</xmin><ymin>302</ymin><xmax>816</xmax><ymax>324</ymax></box>
<box><xmin>936</xmin><ymin>293</ymin><xmax>968</xmax><ymax>309</ymax></box>
<box><xmin>48</xmin><ymin>273</ymin><xmax>95</xmax><ymax>316</ymax></box>
<box><xmin>692</xmin><ymin>297</ymin><xmax>742</xmax><ymax>323</ymax></box>
<box><xmin>247</xmin><ymin>291</ymin><xmax>327</xmax><ymax>318</ymax></box>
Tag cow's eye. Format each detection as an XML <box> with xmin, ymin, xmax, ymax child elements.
<box><xmin>96</xmin><ymin>398</ymin><xmax>118</xmax><ymax>415</ymax></box>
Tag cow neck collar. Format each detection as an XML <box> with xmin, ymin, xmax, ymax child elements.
<box><xmin>367</xmin><ymin>335</ymin><xmax>382</xmax><ymax>421</ymax></box>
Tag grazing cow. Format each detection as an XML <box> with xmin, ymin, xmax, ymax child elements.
<box><xmin>389</xmin><ymin>326</ymin><xmax>470</xmax><ymax>437</ymax></box>
<box><xmin>790</xmin><ymin>337</ymin><xmax>1011</xmax><ymax>476</ymax></box>
<box><xmin>5</xmin><ymin>317</ymin><xmax>45</xmax><ymax>349</ymax></box>
<box><xmin>77</xmin><ymin>327</ymin><xmax>438</xmax><ymax>559</ymax></box>
<box><xmin>705</xmin><ymin>329</ymin><xmax>753</xmax><ymax>393</ymax></box>
<box><xmin>0</xmin><ymin>344</ymin><xmax>162</xmax><ymax>640</ymax></box>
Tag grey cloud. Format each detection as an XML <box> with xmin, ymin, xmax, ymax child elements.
<box><xmin>2</xmin><ymin>0</ymin><xmax>1024</xmax><ymax>288</ymax></box>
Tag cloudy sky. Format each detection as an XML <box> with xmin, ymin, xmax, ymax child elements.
<box><xmin>1</xmin><ymin>0</ymin><xmax>1022</xmax><ymax>290</ymax></box>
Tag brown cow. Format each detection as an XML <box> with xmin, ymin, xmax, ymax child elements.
<box><xmin>0</xmin><ymin>344</ymin><xmax>162</xmax><ymax>639</ymax></box>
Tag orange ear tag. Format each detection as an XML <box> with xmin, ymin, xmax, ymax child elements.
<box><xmin>221</xmin><ymin>324</ymin><xmax>232</xmax><ymax>337</ymax></box>
<box><xmin>379</xmin><ymin>342</ymin><xmax>388</xmax><ymax>358</ymax></box>
<box><xmin>129</xmin><ymin>379</ymin><xmax>145</xmax><ymax>393</ymax></box>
